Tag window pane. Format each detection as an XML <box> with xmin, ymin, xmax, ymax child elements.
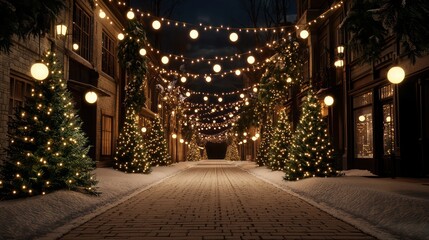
<box><xmin>383</xmin><ymin>103</ymin><xmax>395</xmax><ymax>155</ymax></box>
<box><xmin>354</xmin><ymin>106</ymin><xmax>373</xmax><ymax>158</ymax></box>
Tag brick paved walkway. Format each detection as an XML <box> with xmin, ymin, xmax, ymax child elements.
<box><xmin>59</xmin><ymin>161</ymin><xmax>375</xmax><ymax>240</ymax></box>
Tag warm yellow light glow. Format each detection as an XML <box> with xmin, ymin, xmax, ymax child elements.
<box><xmin>85</xmin><ymin>91</ymin><xmax>98</xmax><ymax>104</ymax></box>
<box><xmin>299</xmin><ymin>29</ymin><xmax>309</xmax><ymax>39</ymax></box>
<box><xmin>387</xmin><ymin>66</ymin><xmax>405</xmax><ymax>84</ymax></box>
<box><xmin>99</xmin><ymin>10</ymin><xmax>106</xmax><ymax>18</ymax></box>
<box><xmin>218</xmin><ymin>97</ymin><xmax>223</xmax><ymax>102</ymax></box>
<box><xmin>386</xmin><ymin>116</ymin><xmax>391</xmax><ymax>122</ymax></box>
<box><xmin>190</xmin><ymin>29</ymin><xmax>199</xmax><ymax>39</ymax></box>
<box><xmin>172</xmin><ymin>133</ymin><xmax>177</xmax><ymax>139</ymax></box>
<box><xmin>359</xmin><ymin>115</ymin><xmax>366</xmax><ymax>122</ymax></box>
<box><xmin>324</xmin><ymin>95</ymin><xmax>334</xmax><ymax>106</ymax></box>
<box><xmin>229</xmin><ymin>32</ymin><xmax>238</xmax><ymax>42</ymax></box>
<box><xmin>127</xmin><ymin>11</ymin><xmax>135</xmax><ymax>19</ymax></box>
<box><xmin>253</xmin><ymin>87</ymin><xmax>258</xmax><ymax>92</ymax></box>
<box><xmin>72</xmin><ymin>43</ymin><xmax>79</xmax><ymax>50</ymax></box>
<box><xmin>117</xmin><ymin>33</ymin><xmax>125</xmax><ymax>40</ymax></box>
<box><xmin>286</xmin><ymin>77</ymin><xmax>292</xmax><ymax>83</ymax></box>
<box><xmin>185</xmin><ymin>92</ymin><xmax>191</xmax><ymax>97</ymax></box>
<box><xmin>141</xmin><ymin>127</ymin><xmax>147</xmax><ymax>133</ymax></box>
<box><xmin>337</xmin><ymin>45</ymin><xmax>345</xmax><ymax>54</ymax></box>
<box><xmin>180</xmin><ymin>139</ymin><xmax>185</xmax><ymax>143</ymax></box>
<box><xmin>56</xmin><ymin>24</ymin><xmax>67</xmax><ymax>36</ymax></box>
<box><xmin>255</xmin><ymin>133</ymin><xmax>260</xmax><ymax>138</ymax></box>
<box><xmin>213</xmin><ymin>64</ymin><xmax>221</xmax><ymax>73</ymax></box>
<box><xmin>139</xmin><ymin>48</ymin><xmax>147</xmax><ymax>56</ymax></box>
<box><xmin>203</xmin><ymin>96</ymin><xmax>208</xmax><ymax>101</ymax></box>
<box><xmin>161</xmin><ymin>56</ymin><xmax>169</xmax><ymax>64</ymax></box>
<box><xmin>334</xmin><ymin>59</ymin><xmax>344</xmax><ymax>68</ymax></box>
<box><xmin>235</xmin><ymin>69</ymin><xmax>241</xmax><ymax>76</ymax></box>
<box><xmin>252</xmin><ymin>136</ymin><xmax>257</xmax><ymax>141</ymax></box>
<box><xmin>31</xmin><ymin>62</ymin><xmax>49</xmax><ymax>81</ymax></box>
<box><xmin>240</xmin><ymin>93</ymin><xmax>245</xmax><ymax>98</ymax></box>
<box><xmin>152</xmin><ymin>20</ymin><xmax>161</xmax><ymax>30</ymax></box>
<box><xmin>180</xmin><ymin>76</ymin><xmax>187</xmax><ymax>83</ymax></box>
<box><xmin>247</xmin><ymin>56</ymin><xmax>255</xmax><ymax>64</ymax></box>
<box><xmin>205</xmin><ymin>76</ymin><xmax>212</xmax><ymax>82</ymax></box>
<box><xmin>243</xmin><ymin>139</ymin><xmax>247</xmax><ymax>143</ymax></box>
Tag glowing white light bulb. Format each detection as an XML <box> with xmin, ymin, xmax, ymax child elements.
<box><xmin>127</xmin><ymin>11</ymin><xmax>135</xmax><ymax>19</ymax></box>
<box><xmin>139</xmin><ymin>48</ymin><xmax>147</xmax><ymax>56</ymax></box>
<box><xmin>299</xmin><ymin>29</ymin><xmax>309</xmax><ymax>39</ymax></box>
<box><xmin>247</xmin><ymin>56</ymin><xmax>255</xmax><ymax>64</ymax></box>
<box><xmin>189</xmin><ymin>29</ymin><xmax>199</xmax><ymax>39</ymax></box>
<box><xmin>180</xmin><ymin>76</ymin><xmax>187</xmax><ymax>83</ymax></box>
<box><xmin>205</xmin><ymin>76</ymin><xmax>212</xmax><ymax>82</ymax></box>
<box><xmin>213</xmin><ymin>64</ymin><xmax>221</xmax><ymax>73</ymax></box>
<box><xmin>235</xmin><ymin>69</ymin><xmax>241</xmax><ymax>76</ymax></box>
<box><xmin>117</xmin><ymin>33</ymin><xmax>124</xmax><ymax>40</ymax></box>
<box><xmin>161</xmin><ymin>56</ymin><xmax>169</xmax><ymax>64</ymax></box>
<box><xmin>229</xmin><ymin>32</ymin><xmax>238</xmax><ymax>42</ymax></box>
<box><xmin>152</xmin><ymin>20</ymin><xmax>161</xmax><ymax>30</ymax></box>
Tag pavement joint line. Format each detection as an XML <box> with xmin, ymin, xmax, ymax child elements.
<box><xmin>234</xmin><ymin>162</ymin><xmax>398</xmax><ymax>240</ymax></box>
<box><xmin>36</xmin><ymin>162</ymin><xmax>197</xmax><ymax>240</ymax></box>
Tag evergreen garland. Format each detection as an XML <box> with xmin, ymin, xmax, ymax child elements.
<box><xmin>146</xmin><ymin>117</ymin><xmax>171</xmax><ymax>166</ymax></box>
<box><xmin>268</xmin><ymin>109</ymin><xmax>292</xmax><ymax>171</ymax></box>
<box><xmin>284</xmin><ymin>89</ymin><xmax>336</xmax><ymax>181</ymax></box>
<box><xmin>0</xmin><ymin>52</ymin><xmax>97</xmax><ymax>199</ymax></box>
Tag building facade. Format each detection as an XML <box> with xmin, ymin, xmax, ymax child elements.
<box><xmin>296</xmin><ymin>0</ymin><xmax>429</xmax><ymax>177</ymax></box>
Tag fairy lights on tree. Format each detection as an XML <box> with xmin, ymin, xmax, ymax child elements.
<box><xmin>284</xmin><ymin>89</ymin><xmax>336</xmax><ymax>181</ymax></box>
<box><xmin>146</xmin><ymin>117</ymin><xmax>171</xmax><ymax>166</ymax></box>
<box><xmin>186</xmin><ymin>134</ymin><xmax>200</xmax><ymax>161</ymax></box>
<box><xmin>225</xmin><ymin>134</ymin><xmax>240</xmax><ymax>161</ymax></box>
<box><xmin>268</xmin><ymin>109</ymin><xmax>292</xmax><ymax>171</ymax></box>
<box><xmin>0</xmin><ymin>52</ymin><xmax>97</xmax><ymax>199</ymax></box>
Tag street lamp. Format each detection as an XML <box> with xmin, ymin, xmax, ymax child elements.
<box><xmin>387</xmin><ymin>66</ymin><xmax>405</xmax><ymax>84</ymax></box>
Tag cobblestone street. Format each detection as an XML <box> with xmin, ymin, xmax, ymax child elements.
<box><xmin>59</xmin><ymin>161</ymin><xmax>375</xmax><ymax>240</ymax></box>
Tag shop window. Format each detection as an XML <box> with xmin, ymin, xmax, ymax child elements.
<box><xmin>354</xmin><ymin>92</ymin><xmax>373</xmax><ymax>158</ymax></box>
<box><xmin>102</xmin><ymin>31</ymin><xmax>115</xmax><ymax>77</ymax></box>
<box><xmin>382</xmin><ymin>103</ymin><xmax>394</xmax><ymax>155</ymax></box>
<box><xmin>101</xmin><ymin>115</ymin><xmax>113</xmax><ymax>156</ymax></box>
<box><xmin>73</xmin><ymin>3</ymin><xmax>92</xmax><ymax>61</ymax></box>
<box><xmin>9</xmin><ymin>75</ymin><xmax>33</xmax><ymax>117</ymax></box>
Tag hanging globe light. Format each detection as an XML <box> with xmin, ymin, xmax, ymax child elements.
<box><xmin>180</xmin><ymin>76</ymin><xmax>187</xmax><ymax>83</ymax></box>
<box><xmin>240</xmin><ymin>93</ymin><xmax>245</xmax><ymax>98</ymax></box>
<box><xmin>161</xmin><ymin>56</ymin><xmax>169</xmax><ymax>64</ymax></box>
<box><xmin>85</xmin><ymin>91</ymin><xmax>98</xmax><ymax>104</ymax></box>
<box><xmin>229</xmin><ymin>32</ymin><xmax>239</xmax><ymax>42</ymax></box>
<box><xmin>203</xmin><ymin>96</ymin><xmax>208</xmax><ymax>101</ymax></box>
<box><xmin>126</xmin><ymin>11</ymin><xmax>135</xmax><ymax>19</ymax></box>
<box><xmin>152</xmin><ymin>20</ymin><xmax>161</xmax><ymax>30</ymax></box>
<box><xmin>99</xmin><ymin>10</ymin><xmax>106</xmax><ymax>19</ymax></box>
<box><xmin>139</xmin><ymin>48</ymin><xmax>147</xmax><ymax>56</ymax></box>
<box><xmin>117</xmin><ymin>33</ymin><xmax>124</xmax><ymax>40</ymax></box>
<box><xmin>185</xmin><ymin>92</ymin><xmax>191</xmax><ymax>97</ymax></box>
<box><xmin>299</xmin><ymin>29</ymin><xmax>309</xmax><ymax>39</ymax></box>
<box><xmin>247</xmin><ymin>56</ymin><xmax>255</xmax><ymax>64</ymax></box>
<box><xmin>205</xmin><ymin>76</ymin><xmax>212</xmax><ymax>82</ymax></box>
<box><xmin>218</xmin><ymin>97</ymin><xmax>223</xmax><ymax>102</ymax></box>
<box><xmin>324</xmin><ymin>95</ymin><xmax>334</xmax><ymax>106</ymax></box>
<box><xmin>189</xmin><ymin>29</ymin><xmax>199</xmax><ymax>39</ymax></box>
<box><xmin>141</xmin><ymin>127</ymin><xmax>147</xmax><ymax>133</ymax></box>
<box><xmin>213</xmin><ymin>64</ymin><xmax>221</xmax><ymax>73</ymax></box>
<box><xmin>72</xmin><ymin>43</ymin><xmax>79</xmax><ymax>50</ymax></box>
<box><xmin>235</xmin><ymin>69</ymin><xmax>241</xmax><ymax>76</ymax></box>
<box><xmin>387</xmin><ymin>66</ymin><xmax>405</xmax><ymax>84</ymax></box>
<box><xmin>30</xmin><ymin>61</ymin><xmax>49</xmax><ymax>81</ymax></box>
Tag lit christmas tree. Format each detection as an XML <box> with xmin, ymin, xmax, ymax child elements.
<box><xmin>146</xmin><ymin>117</ymin><xmax>171</xmax><ymax>166</ymax></box>
<box><xmin>285</xmin><ymin>89</ymin><xmax>336</xmax><ymax>181</ymax></box>
<box><xmin>202</xmin><ymin>147</ymin><xmax>208</xmax><ymax>160</ymax></box>
<box><xmin>225</xmin><ymin>135</ymin><xmax>240</xmax><ymax>161</ymax></box>
<box><xmin>256</xmin><ymin>117</ymin><xmax>273</xmax><ymax>166</ymax></box>
<box><xmin>114</xmin><ymin>19</ymin><xmax>151</xmax><ymax>173</ymax></box>
<box><xmin>0</xmin><ymin>52</ymin><xmax>97</xmax><ymax>199</ymax></box>
<box><xmin>186</xmin><ymin>134</ymin><xmax>200</xmax><ymax>161</ymax></box>
<box><xmin>268</xmin><ymin>109</ymin><xmax>292</xmax><ymax>171</ymax></box>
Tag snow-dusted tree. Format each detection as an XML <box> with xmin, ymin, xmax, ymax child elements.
<box><xmin>186</xmin><ymin>134</ymin><xmax>200</xmax><ymax>161</ymax></box>
<box><xmin>285</xmin><ymin>89</ymin><xmax>336</xmax><ymax>181</ymax></box>
<box><xmin>0</xmin><ymin>52</ymin><xmax>97</xmax><ymax>199</ymax></box>
<box><xmin>146</xmin><ymin>117</ymin><xmax>171</xmax><ymax>166</ymax></box>
<box><xmin>268</xmin><ymin>109</ymin><xmax>292</xmax><ymax>171</ymax></box>
<box><xmin>225</xmin><ymin>135</ymin><xmax>240</xmax><ymax>161</ymax></box>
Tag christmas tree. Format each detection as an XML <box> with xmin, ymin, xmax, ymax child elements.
<box><xmin>225</xmin><ymin>135</ymin><xmax>240</xmax><ymax>161</ymax></box>
<box><xmin>256</xmin><ymin>118</ymin><xmax>273</xmax><ymax>166</ymax></box>
<box><xmin>186</xmin><ymin>134</ymin><xmax>200</xmax><ymax>161</ymax></box>
<box><xmin>0</xmin><ymin>52</ymin><xmax>97</xmax><ymax>199</ymax></box>
<box><xmin>285</xmin><ymin>89</ymin><xmax>336</xmax><ymax>181</ymax></box>
<box><xmin>268</xmin><ymin>109</ymin><xmax>292</xmax><ymax>171</ymax></box>
<box><xmin>114</xmin><ymin>19</ymin><xmax>151</xmax><ymax>173</ymax></box>
<box><xmin>146</xmin><ymin>117</ymin><xmax>171</xmax><ymax>166</ymax></box>
<box><xmin>114</xmin><ymin>112</ymin><xmax>150</xmax><ymax>173</ymax></box>
<box><xmin>202</xmin><ymin>147</ymin><xmax>208</xmax><ymax>160</ymax></box>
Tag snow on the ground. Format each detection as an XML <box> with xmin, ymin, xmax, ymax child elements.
<box><xmin>235</xmin><ymin>161</ymin><xmax>429</xmax><ymax>240</ymax></box>
<box><xmin>340</xmin><ymin>169</ymin><xmax>377</xmax><ymax>177</ymax></box>
<box><xmin>0</xmin><ymin>162</ymin><xmax>194</xmax><ymax>240</ymax></box>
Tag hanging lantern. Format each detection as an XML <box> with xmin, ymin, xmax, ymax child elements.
<box><xmin>189</xmin><ymin>29</ymin><xmax>199</xmax><ymax>39</ymax></box>
<box><xmin>56</xmin><ymin>24</ymin><xmax>67</xmax><ymax>36</ymax></box>
<box><xmin>152</xmin><ymin>20</ymin><xmax>161</xmax><ymax>30</ymax></box>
